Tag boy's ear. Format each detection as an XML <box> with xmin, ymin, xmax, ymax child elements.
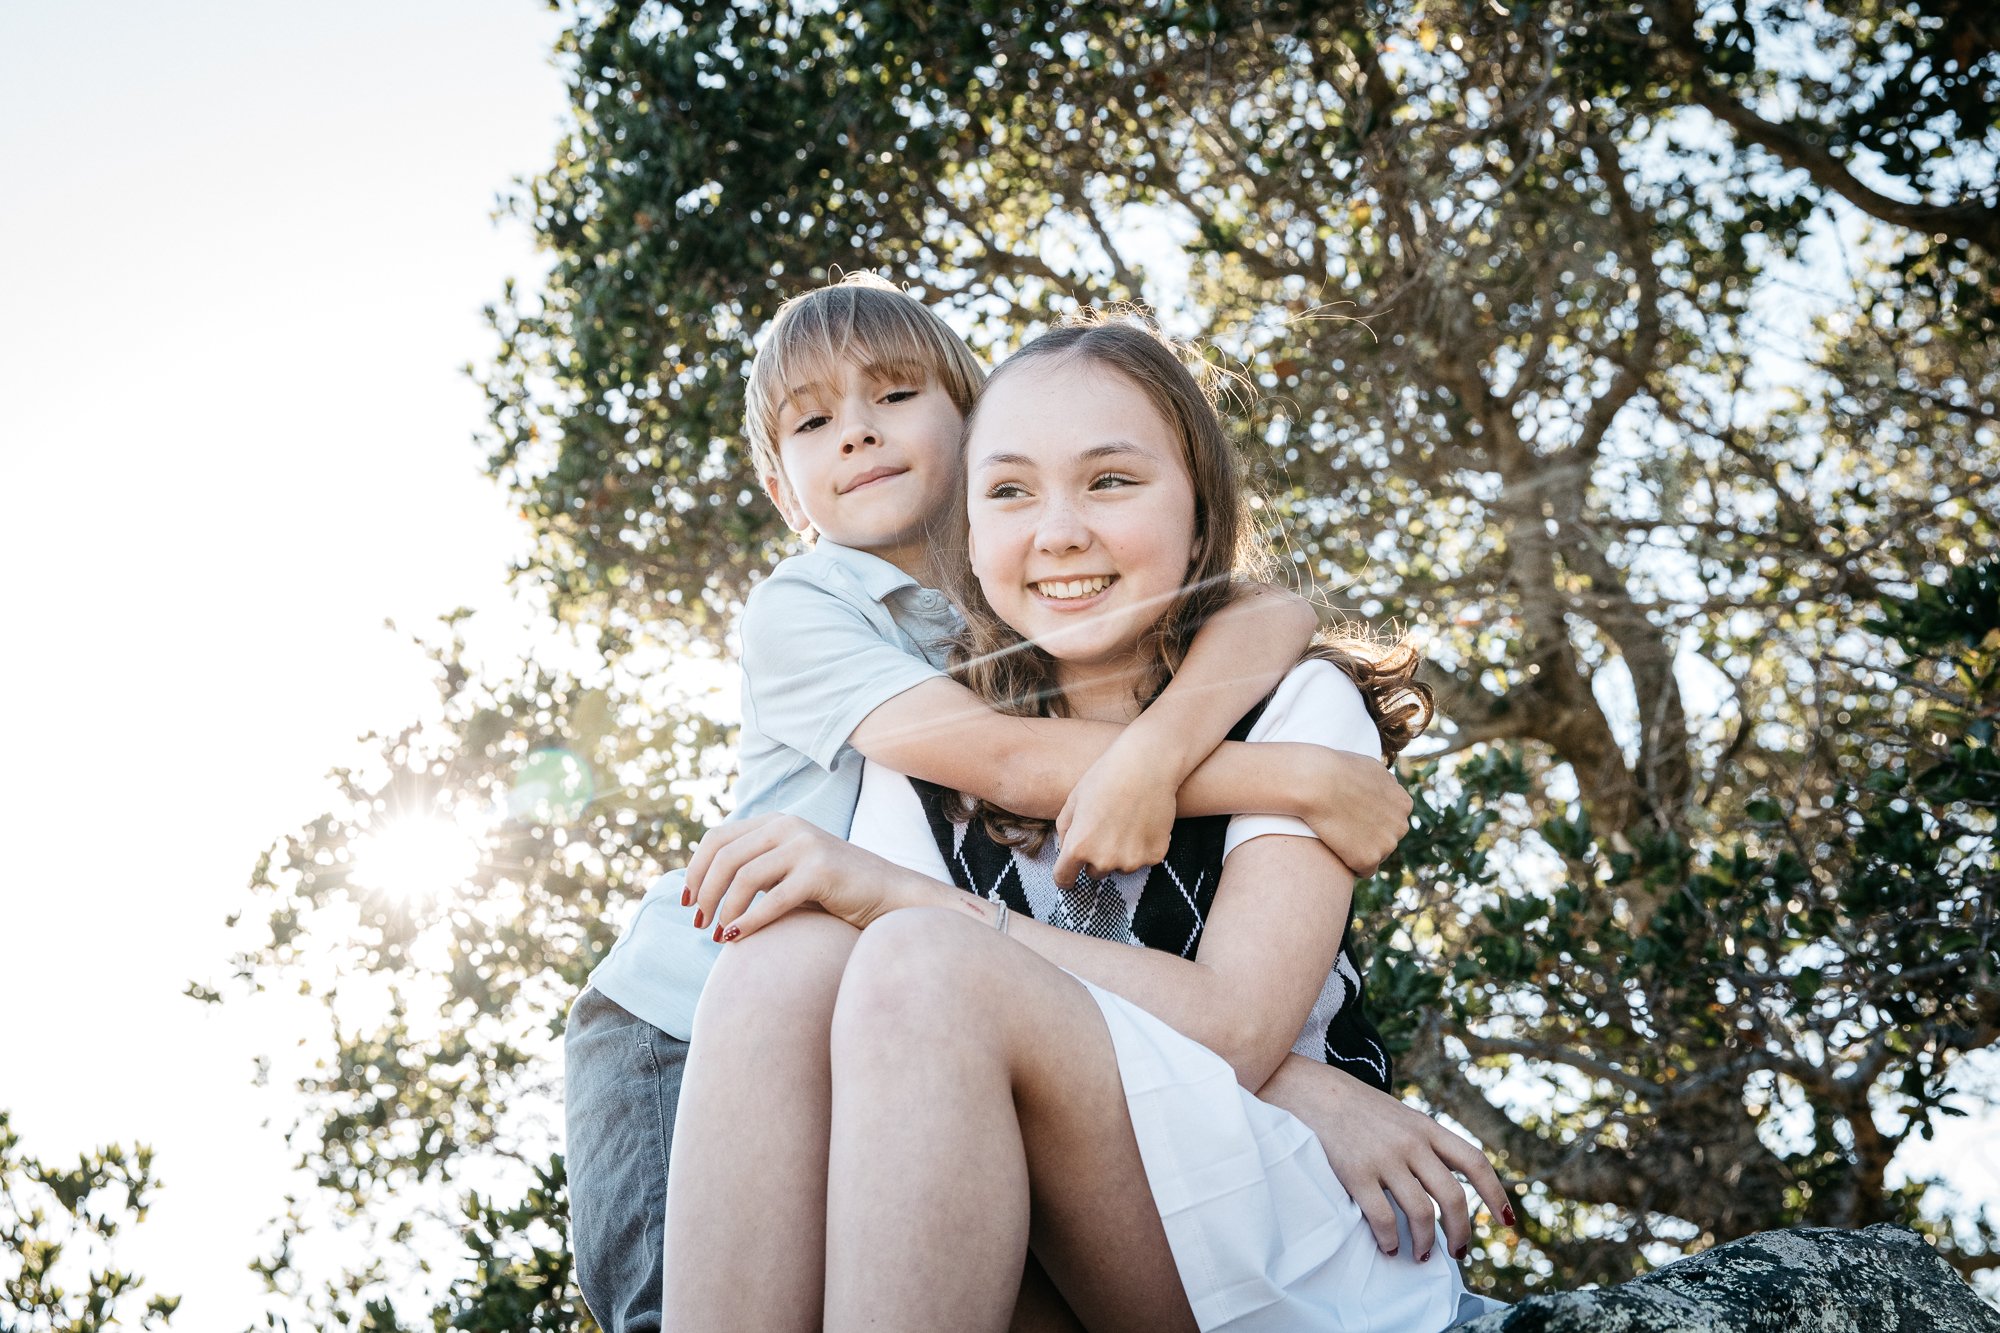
<box><xmin>760</xmin><ymin>468</ymin><xmax>814</xmax><ymax>536</ymax></box>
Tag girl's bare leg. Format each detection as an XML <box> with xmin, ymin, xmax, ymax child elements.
<box><xmin>823</xmin><ymin>907</ymin><xmax>1197</xmax><ymax>1333</ymax></box>
<box><xmin>662</xmin><ymin>910</ymin><xmax>858</xmax><ymax>1332</ymax></box>
<box><xmin>1011</xmin><ymin>1255</ymin><xmax>1088</xmax><ymax>1333</ymax></box>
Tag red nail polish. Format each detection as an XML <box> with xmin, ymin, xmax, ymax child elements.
<box><xmin>681</xmin><ymin>888</ymin><xmax>692</xmax><ymax>907</ymax></box>
<box><xmin>722</xmin><ymin>925</ymin><xmax>740</xmax><ymax>942</ymax></box>
<box><xmin>1502</xmin><ymin>1205</ymin><xmax>1517</xmax><ymax>1227</ymax></box>
<box><xmin>1383</xmin><ymin>1246</ymin><xmax>1398</xmax><ymax>1258</ymax></box>
<box><xmin>1420</xmin><ymin>1250</ymin><xmax>1432</xmax><ymax>1263</ymax></box>
<box><xmin>1453</xmin><ymin>1244</ymin><xmax>1467</xmax><ymax>1261</ymax></box>
<box><xmin>692</xmin><ymin>908</ymin><xmax>704</xmax><ymax>929</ymax></box>
<box><xmin>713</xmin><ymin>923</ymin><xmax>724</xmax><ymax>942</ymax></box>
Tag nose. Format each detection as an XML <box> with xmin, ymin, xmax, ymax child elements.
<box><xmin>1033</xmin><ymin>494</ymin><xmax>1091</xmax><ymax>556</ymax></box>
<box><xmin>839</xmin><ymin>414</ymin><xmax>880</xmax><ymax>455</ymax></box>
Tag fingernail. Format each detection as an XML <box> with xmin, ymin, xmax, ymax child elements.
<box><xmin>1420</xmin><ymin>1249</ymin><xmax>1432</xmax><ymax>1262</ymax></box>
<box><xmin>1502</xmin><ymin>1205</ymin><xmax>1517</xmax><ymax>1227</ymax></box>
<box><xmin>1453</xmin><ymin>1244</ymin><xmax>1467</xmax><ymax>1261</ymax></box>
<box><xmin>722</xmin><ymin>925</ymin><xmax>740</xmax><ymax>942</ymax></box>
<box><xmin>681</xmin><ymin>888</ymin><xmax>692</xmax><ymax>907</ymax></box>
<box><xmin>1383</xmin><ymin>1246</ymin><xmax>1398</xmax><ymax>1258</ymax></box>
<box><xmin>713</xmin><ymin>924</ymin><xmax>724</xmax><ymax>942</ymax></box>
<box><xmin>692</xmin><ymin>909</ymin><xmax>704</xmax><ymax>929</ymax></box>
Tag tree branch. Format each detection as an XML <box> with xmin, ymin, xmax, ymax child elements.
<box><xmin>1456</xmin><ymin>1030</ymin><xmax>1666</xmax><ymax>1098</ymax></box>
<box><xmin>1574</xmin><ymin>131</ymin><xmax>1664</xmax><ymax>459</ymax></box>
<box><xmin>1646</xmin><ymin>0</ymin><xmax>2000</xmax><ymax>255</ymax></box>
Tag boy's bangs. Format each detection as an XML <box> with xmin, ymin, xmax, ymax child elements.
<box><xmin>744</xmin><ymin>276</ymin><xmax>985</xmax><ymax>474</ymax></box>
<box><xmin>762</xmin><ymin>305</ymin><xmax>956</xmax><ymax>407</ymax></box>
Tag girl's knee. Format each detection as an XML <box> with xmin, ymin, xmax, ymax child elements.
<box><xmin>696</xmin><ymin>911</ymin><xmax>857</xmax><ymax>1035</ymax></box>
<box><xmin>831</xmin><ymin>907</ymin><xmax>996</xmax><ymax>1043</ymax></box>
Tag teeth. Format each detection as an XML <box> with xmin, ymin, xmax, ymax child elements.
<box><xmin>1033</xmin><ymin>576</ymin><xmax>1113</xmax><ymax>600</ymax></box>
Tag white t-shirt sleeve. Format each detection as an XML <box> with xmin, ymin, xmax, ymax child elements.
<box><xmin>849</xmin><ymin>761</ymin><xmax>955</xmax><ymax>882</ymax></box>
<box><xmin>1222</xmin><ymin>659</ymin><xmax>1386</xmax><ymax>862</ymax></box>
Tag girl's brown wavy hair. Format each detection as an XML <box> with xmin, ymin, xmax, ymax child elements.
<box><xmin>933</xmin><ymin>311</ymin><xmax>1434</xmax><ymax>850</ymax></box>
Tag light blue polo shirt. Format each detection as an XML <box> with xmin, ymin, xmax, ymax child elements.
<box><xmin>586</xmin><ymin>541</ymin><xmax>961</xmax><ymax>1039</ymax></box>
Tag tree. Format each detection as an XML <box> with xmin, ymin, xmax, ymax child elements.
<box><xmin>217</xmin><ymin>0</ymin><xmax>1999</xmax><ymax>1319</ymax></box>
<box><xmin>0</xmin><ymin>1110</ymin><xmax>180</xmax><ymax>1331</ymax></box>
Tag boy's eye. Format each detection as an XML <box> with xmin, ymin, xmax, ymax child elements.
<box><xmin>882</xmin><ymin>388</ymin><xmax>919</xmax><ymax>404</ymax></box>
<box><xmin>792</xmin><ymin>413</ymin><xmax>829</xmax><ymax>434</ymax></box>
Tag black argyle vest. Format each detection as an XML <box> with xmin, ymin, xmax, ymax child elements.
<box><xmin>908</xmin><ymin>702</ymin><xmax>1392</xmax><ymax>1089</ymax></box>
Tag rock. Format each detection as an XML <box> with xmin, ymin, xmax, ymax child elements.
<box><xmin>1459</xmin><ymin>1224</ymin><xmax>2000</xmax><ymax>1333</ymax></box>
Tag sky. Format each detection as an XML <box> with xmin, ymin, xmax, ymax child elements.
<box><xmin>0</xmin><ymin>3</ymin><xmax>1995</xmax><ymax>1323</ymax></box>
<box><xmin>0</xmin><ymin>4</ymin><xmax>571</xmax><ymax>1323</ymax></box>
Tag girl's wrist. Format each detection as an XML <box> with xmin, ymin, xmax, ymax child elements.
<box><xmin>870</xmin><ymin>868</ymin><xmax>961</xmax><ymax>928</ymax></box>
<box><xmin>1117</xmin><ymin>709</ymin><xmax>1206</xmax><ymax>783</ymax></box>
<box><xmin>1293</xmin><ymin>747</ymin><xmax>1342</xmax><ymax>822</ymax></box>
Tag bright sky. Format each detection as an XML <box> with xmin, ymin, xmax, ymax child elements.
<box><xmin>0</xmin><ymin>4</ymin><xmax>569</xmax><ymax>1323</ymax></box>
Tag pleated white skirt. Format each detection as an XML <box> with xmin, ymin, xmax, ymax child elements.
<box><xmin>1079</xmin><ymin>977</ymin><xmax>1507</xmax><ymax>1332</ymax></box>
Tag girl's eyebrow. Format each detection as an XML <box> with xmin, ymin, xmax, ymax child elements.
<box><xmin>1077</xmin><ymin>441</ymin><xmax>1150</xmax><ymax>462</ymax></box>
<box><xmin>974</xmin><ymin>441</ymin><xmax>1150</xmax><ymax>470</ymax></box>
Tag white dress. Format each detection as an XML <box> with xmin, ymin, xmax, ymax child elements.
<box><xmin>850</xmin><ymin>662</ymin><xmax>1506</xmax><ymax>1331</ymax></box>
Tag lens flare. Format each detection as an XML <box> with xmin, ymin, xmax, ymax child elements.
<box><xmin>349</xmin><ymin>817</ymin><xmax>481</xmax><ymax>902</ymax></box>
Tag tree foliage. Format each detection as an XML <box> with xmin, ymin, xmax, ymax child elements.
<box><xmin>212</xmin><ymin>0</ymin><xmax>1998</xmax><ymax>1319</ymax></box>
<box><xmin>0</xmin><ymin>1110</ymin><xmax>180</xmax><ymax>1331</ymax></box>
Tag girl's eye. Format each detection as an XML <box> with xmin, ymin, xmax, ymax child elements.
<box><xmin>1090</xmin><ymin>473</ymin><xmax>1137</xmax><ymax>490</ymax></box>
<box><xmin>985</xmin><ymin>482</ymin><xmax>1028</xmax><ymax>500</ymax></box>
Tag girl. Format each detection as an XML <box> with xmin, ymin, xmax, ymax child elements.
<box><xmin>671</xmin><ymin>317</ymin><xmax>1506</xmax><ymax>1330</ymax></box>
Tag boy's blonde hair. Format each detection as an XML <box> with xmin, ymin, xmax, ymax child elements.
<box><xmin>745</xmin><ymin>273</ymin><xmax>985</xmax><ymax>482</ymax></box>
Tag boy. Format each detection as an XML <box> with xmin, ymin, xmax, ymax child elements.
<box><xmin>563</xmin><ymin>274</ymin><xmax>1413</xmax><ymax>1330</ymax></box>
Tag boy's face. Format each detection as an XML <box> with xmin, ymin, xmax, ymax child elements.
<box><xmin>761</xmin><ymin>358</ymin><xmax>965</xmax><ymax>577</ymax></box>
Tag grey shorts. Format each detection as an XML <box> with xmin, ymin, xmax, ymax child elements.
<box><xmin>563</xmin><ymin>985</ymin><xmax>689</xmax><ymax>1333</ymax></box>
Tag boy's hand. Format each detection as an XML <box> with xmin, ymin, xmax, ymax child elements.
<box><xmin>684</xmin><ymin>814</ymin><xmax>943</xmax><ymax>941</ymax></box>
<box><xmin>1256</xmin><ymin>1054</ymin><xmax>1514</xmax><ymax>1261</ymax></box>
<box><xmin>1303</xmin><ymin>750</ymin><xmax>1414</xmax><ymax>876</ymax></box>
<box><xmin>1053</xmin><ymin>731</ymin><xmax>1180</xmax><ymax>886</ymax></box>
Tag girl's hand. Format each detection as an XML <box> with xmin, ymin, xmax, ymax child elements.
<box><xmin>1302</xmin><ymin>750</ymin><xmax>1414</xmax><ymax>877</ymax></box>
<box><xmin>1053</xmin><ymin>733</ymin><xmax>1179</xmax><ymax>886</ymax></box>
<box><xmin>684</xmin><ymin>814</ymin><xmax>944</xmax><ymax>941</ymax></box>
<box><xmin>1256</xmin><ymin>1054</ymin><xmax>1513</xmax><ymax>1261</ymax></box>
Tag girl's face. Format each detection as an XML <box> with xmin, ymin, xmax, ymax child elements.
<box><xmin>966</xmin><ymin>357</ymin><xmax>1197</xmax><ymax>682</ymax></box>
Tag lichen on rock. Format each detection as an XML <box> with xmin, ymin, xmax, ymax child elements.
<box><xmin>1460</xmin><ymin>1224</ymin><xmax>2000</xmax><ymax>1332</ymax></box>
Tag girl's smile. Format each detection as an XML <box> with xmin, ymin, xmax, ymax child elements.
<box><xmin>1028</xmin><ymin>574</ymin><xmax>1118</xmax><ymax>606</ymax></box>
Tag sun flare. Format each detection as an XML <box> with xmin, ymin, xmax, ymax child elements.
<box><xmin>349</xmin><ymin>817</ymin><xmax>481</xmax><ymax>902</ymax></box>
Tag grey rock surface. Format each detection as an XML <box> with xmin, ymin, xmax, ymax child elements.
<box><xmin>1460</xmin><ymin>1224</ymin><xmax>1999</xmax><ymax>1332</ymax></box>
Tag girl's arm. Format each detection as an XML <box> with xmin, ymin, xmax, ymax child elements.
<box><xmin>851</xmin><ymin>690</ymin><xmax>1408</xmax><ymax>875</ymax></box>
<box><xmin>1255</xmin><ymin>1054</ymin><xmax>1514</xmax><ymax>1260</ymax></box>
<box><xmin>847</xmin><ymin>590</ymin><xmax>1410</xmax><ymax>874</ymax></box>
<box><xmin>998</xmin><ymin>830</ymin><xmax>1347</xmax><ymax>1088</ymax></box>
<box><xmin>848</xmin><ymin>582</ymin><xmax>1315</xmax><ymax>818</ymax></box>
<box><xmin>688</xmin><ymin>811</ymin><xmax>1348</xmax><ymax>1091</ymax></box>
<box><xmin>708</xmin><ymin>661</ymin><xmax>1390</xmax><ymax>1082</ymax></box>
<box><xmin>1051</xmin><ymin>583</ymin><xmax>1317</xmax><ymax>883</ymax></box>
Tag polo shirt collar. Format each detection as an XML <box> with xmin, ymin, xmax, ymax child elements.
<box><xmin>814</xmin><ymin>540</ymin><xmax>926</xmax><ymax>602</ymax></box>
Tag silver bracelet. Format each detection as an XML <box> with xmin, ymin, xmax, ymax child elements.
<box><xmin>994</xmin><ymin>901</ymin><xmax>1010</xmax><ymax>935</ymax></box>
